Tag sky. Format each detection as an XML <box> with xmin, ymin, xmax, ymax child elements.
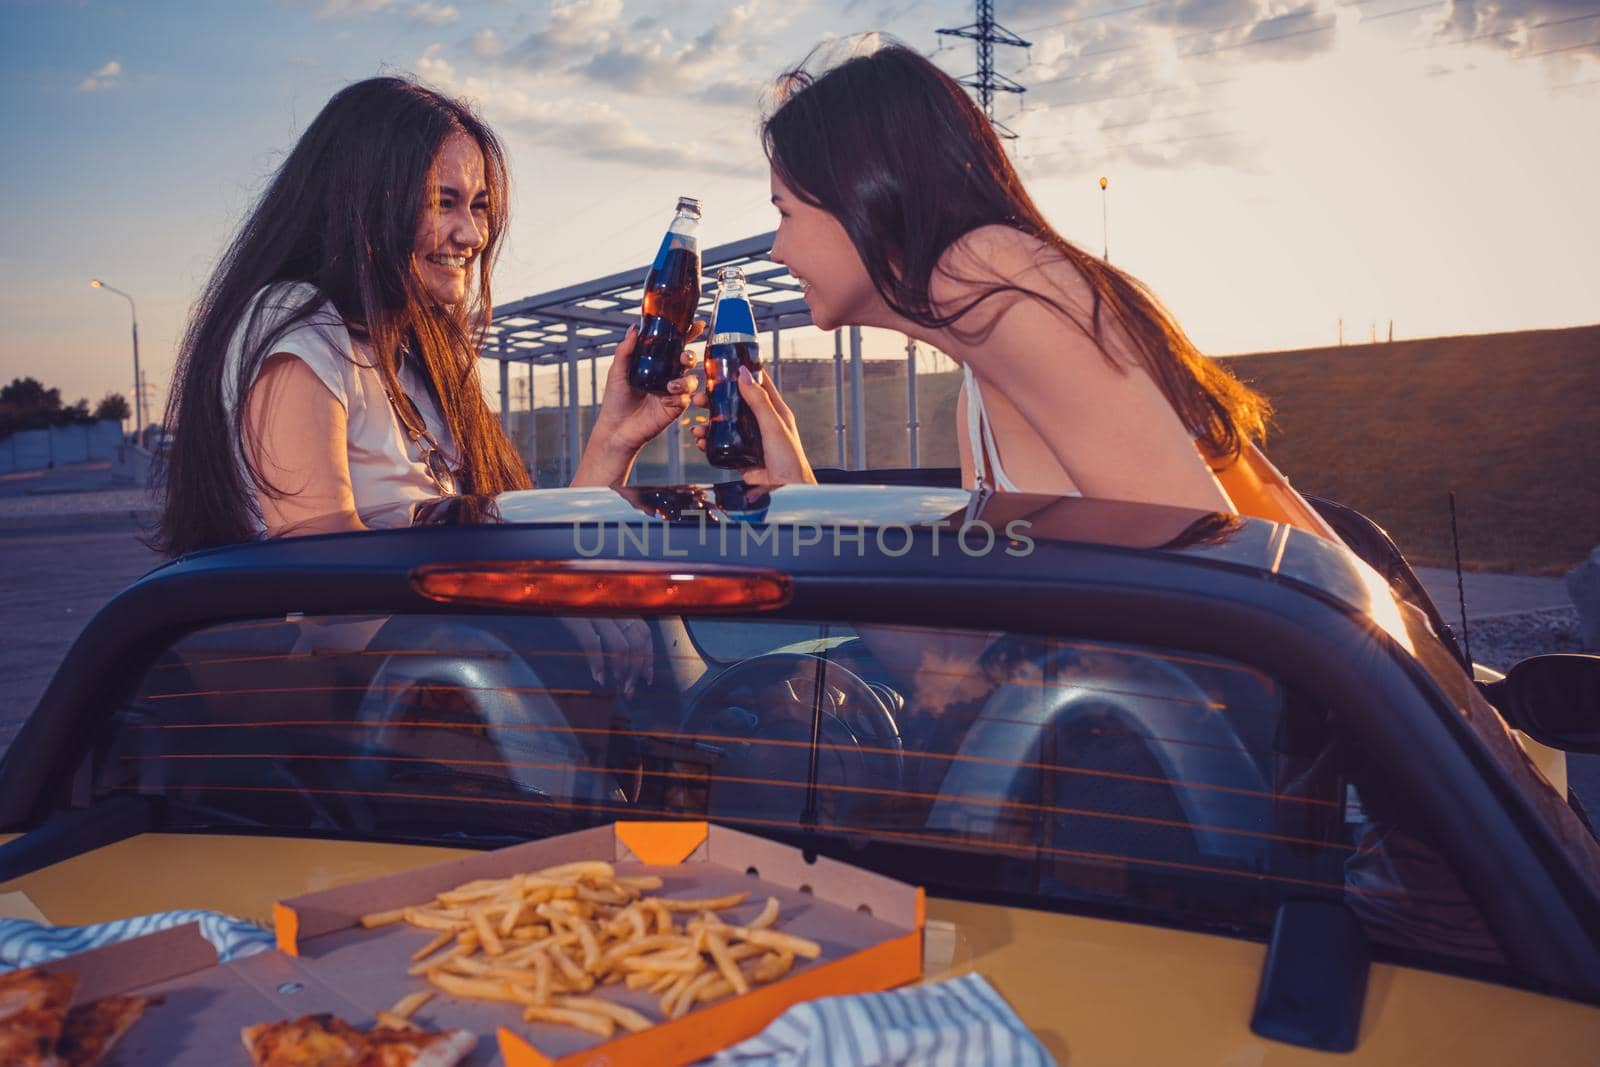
<box><xmin>2</xmin><ymin>0</ymin><xmax>1597</xmax><ymax>424</ymax></box>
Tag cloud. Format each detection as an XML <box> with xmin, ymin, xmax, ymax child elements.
<box><xmin>316</xmin><ymin>0</ymin><xmax>391</xmax><ymax>15</ymax></box>
<box><xmin>409</xmin><ymin>2</ymin><xmax>460</xmax><ymax>25</ymax></box>
<box><xmin>470</xmin><ymin>28</ymin><xmax>507</xmax><ymax>58</ymax></box>
<box><xmin>1010</xmin><ymin>0</ymin><xmax>1347</xmax><ymax>172</ymax></box>
<box><xmin>1428</xmin><ymin>0</ymin><xmax>1600</xmax><ymax>59</ymax></box>
<box><xmin>309</xmin><ymin>0</ymin><xmax>456</xmax><ymax>20</ymax></box>
<box><xmin>78</xmin><ymin>59</ymin><xmax>124</xmax><ymax>92</ymax></box>
<box><xmin>492</xmin><ymin>0</ymin><xmax>804</xmax><ymax>96</ymax></box>
<box><xmin>415</xmin><ymin>47</ymin><xmax>764</xmax><ymax>175</ymax></box>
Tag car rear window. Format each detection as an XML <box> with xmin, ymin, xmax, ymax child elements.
<box><xmin>90</xmin><ymin>611</ymin><xmax>1504</xmax><ymax>980</ymax></box>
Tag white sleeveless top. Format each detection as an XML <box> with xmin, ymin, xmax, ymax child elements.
<box><xmin>221</xmin><ymin>283</ymin><xmax>459</xmax><ymax>532</ymax></box>
<box><xmin>964</xmin><ymin>363</ymin><xmax>1084</xmax><ymax>496</ymax></box>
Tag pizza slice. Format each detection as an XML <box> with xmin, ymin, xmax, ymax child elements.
<box><xmin>359</xmin><ymin>1025</ymin><xmax>477</xmax><ymax>1067</ymax></box>
<box><xmin>0</xmin><ymin>967</ymin><xmax>78</xmax><ymax>1067</ymax></box>
<box><xmin>242</xmin><ymin>1014</ymin><xmax>367</xmax><ymax>1067</ymax></box>
<box><xmin>242</xmin><ymin>1014</ymin><xmax>475</xmax><ymax>1067</ymax></box>
<box><xmin>57</xmin><ymin>994</ymin><xmax>162</xmax><ymax>1067</ymax></box>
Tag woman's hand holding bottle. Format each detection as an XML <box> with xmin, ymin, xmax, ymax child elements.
<box><xmin>690</xmin><ymin>368</ymin><xmax>816</xmax><ymax>486</ymax></box>
<box><xmin>571</xmin><ymin>322</ymin><xmax>702</xmax><ymax>486</ymax></box>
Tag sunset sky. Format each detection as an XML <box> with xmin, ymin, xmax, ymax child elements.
<box><xmin>3</xmin><ymin>0</ymin><xmax>1596</xmax><ymax>422</ymax></box>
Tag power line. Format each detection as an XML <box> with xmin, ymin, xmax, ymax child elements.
<box><xmin>1404</xmin><ymin>8</ymin><xmax>1600</xmax><ymax>51</ymax></box>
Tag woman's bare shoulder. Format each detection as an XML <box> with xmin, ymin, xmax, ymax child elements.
<box><xmin>932</xmin><ymin>225</ymin><xmax>1095</xmax><ymax>319</ymax></box>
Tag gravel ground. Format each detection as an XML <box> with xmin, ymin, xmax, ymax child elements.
<box><xmin>0</xmin><ymin>487</ymin><xmax>154</xmax><ymax>519</ymax></box>
<box><xmin>1459</xmin><ymin>607</ymin><xmax>1587</xmax><ymax>673</ymax></box>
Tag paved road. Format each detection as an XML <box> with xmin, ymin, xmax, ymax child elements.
<box><xmin>1415</xmin><ymin>566</ymin><xmax>1572</xmax><ymax>620</ymax></box>
<box><xmin>0</xmin><ymin>518</ymin><xmax>163</xmax><ymax>749</ymax></box>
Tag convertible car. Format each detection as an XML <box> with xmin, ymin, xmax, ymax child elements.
<box><xmin>1</xmin><ymin>476</ymin><xmax>1597</xmax><ymax>1064</ymax></box>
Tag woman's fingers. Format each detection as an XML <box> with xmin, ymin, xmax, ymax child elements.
<box><xmin>736</xmin><ymin>367</ymin><xmax>814</xmax><ymax>485</ymax></box>
<box><xmin>620</xmin><ymin>618</ymin><xmax>654</xmax><ymax>689</ymax></box>
<box><xmin>757</xmin><ymin>370</ymin><xmax>799</xmax><ymax>433</ymax></box>
<box><xmin>588</xmin><ymin>618</ymin><xmax>633</xmax><ymax>693</ymax></box>
<box><xmin>613</xmin><ymin>325</ymin><xmax>639</xmax><ymax>363</ymax></box>
<box><xmin>737</xmin><ymin>365</ymin><xmax>784</xmax><ymax>433</ymax></box>
<box><xmin>563</xmin><ymin>618</ymin><xmax>606</xmax><ymax>686</ymax></box>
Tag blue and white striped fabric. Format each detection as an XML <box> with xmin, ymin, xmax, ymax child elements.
<box><xmin>0</xmin><ymin>910</ymin><xmax>274</xmax><ymax>972</ymax></box>
<box><xmin>705</xmin><ymin>973</ymin><xmax>1055</xmax><ymax>1067</ymax></box>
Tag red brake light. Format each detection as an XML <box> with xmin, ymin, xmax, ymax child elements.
<box><xmin>410</xmin><ymin>560</ymin><xmax>793</xmax><ymax>614</ymax></box>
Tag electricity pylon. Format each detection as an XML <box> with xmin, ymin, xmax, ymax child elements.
<box><xmin>937</xmin><ymin>0</ymin><xmax>1031</xmax><ymax>139</ymax></box>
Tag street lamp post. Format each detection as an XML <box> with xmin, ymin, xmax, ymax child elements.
<box><xmin>1099</xmin><ymin>176</ymin><xmax>1110</xmax><ymax>262</ymax></box>
<box><xmin>90</xmin><ymin>279</ymin><xmax>143</xmax><ymax>441</ymax></box>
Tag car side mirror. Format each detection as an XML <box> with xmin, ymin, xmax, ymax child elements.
<box><xmin>1480</xmin><ymin>654</ymin><xmax>1600</xmax><ymax>755</ymax></box>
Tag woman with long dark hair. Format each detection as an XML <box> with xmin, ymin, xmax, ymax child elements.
<box><xmin>158</xmin><ymin>76</ymin><xmax>695</xmax><ymax>556</ymax></box>
<box><xmin>698</xmin><ymin>42</ymin><xmax>1335</xmax><ymax>537</ymax></box>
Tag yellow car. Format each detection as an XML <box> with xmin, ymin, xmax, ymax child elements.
<box><xmin>3</xmin><ymin>482</ymin><xmax>1598</xmax><ymax>1063</ymax></box>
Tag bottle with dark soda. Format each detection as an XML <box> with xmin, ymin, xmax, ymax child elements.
<box><xmin>704</xmin><ymin>266</ymin><xmax>764</xmax><ymax>470</ymax></box>
<box><xmin>629</xmin><ymin>196</ymin><xmax>703</xmax><ymax>395</ymax></box>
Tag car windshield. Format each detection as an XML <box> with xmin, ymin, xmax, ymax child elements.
<box><xmin>91</xmin><ymin>610</ymin><xmax>1507</xmax><ymax>983</ymax></box>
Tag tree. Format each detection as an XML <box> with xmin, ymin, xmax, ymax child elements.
<box><xmin>93</xmin><ymin>392</ymin><xmax>131</xmax><ymax>422</ymax></box>
<box><xmin>0</xmin><ymin>377</ymin><xmax>62</xmax><ymax>438</ymax></box>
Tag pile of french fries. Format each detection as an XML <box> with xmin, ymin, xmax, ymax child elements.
<box><xmin>360</xmin><ymin>860</ymin><xmax>822</xmax><ymax>1040</ymax></box>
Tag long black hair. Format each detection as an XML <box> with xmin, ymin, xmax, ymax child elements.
<box><xmin>762</xmin><ymin>42</ymin><xmax>1270</xmax><ymax>462</ymax></box>
<box><xmin>157</xmin><ymin>76</ymin><xmax>529</xmax><ymax>556</ymax></box>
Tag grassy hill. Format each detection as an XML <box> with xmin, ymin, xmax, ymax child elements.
<box><xmin>1225</xmin><ymin>324</ymin><xmax>1599</xmax><ymax>574</ymax></box>
<box><xmin>514</xmin><ymin>323</ymin><xmax>1598</xmax><ymax>574</ymax></box>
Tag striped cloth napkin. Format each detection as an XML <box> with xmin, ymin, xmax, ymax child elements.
<box><xmin>704</xmin><ymin>973</ymin><xmax>1056</xmax><ymax>1067</ymax></box>
<box><xmin>0</xmin><ymin>910</ymin><xmax>274</xmax><ymax>971</ymax></box>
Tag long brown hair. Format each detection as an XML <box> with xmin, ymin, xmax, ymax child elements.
<box><xmin>156</xmin><ymin>76</ymin><xmax>529</xmax><ymax>556</ymax></box>
<box><xmin>762</xmin><ymin>42</ymin><xmax>1269</xmax><ymax>463</ymax></box>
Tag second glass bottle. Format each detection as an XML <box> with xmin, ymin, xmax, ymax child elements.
<box><xmin>704</xmin><ymin>267</ymin><xmax>764</xmax><ymax>470</ymax></box>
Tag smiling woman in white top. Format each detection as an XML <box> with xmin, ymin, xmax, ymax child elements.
<box><xmin>157</xmin><ymin>77</ymin><xmax>698</xmax><ymax>557</ymax></box>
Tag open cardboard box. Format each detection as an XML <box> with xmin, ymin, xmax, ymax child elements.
<box><xmin>34</xmin><ymin>822</ymin><xmax>924</xmax><ymax>1066</ymax></box>
<box><xmin>278</xmin><ymin>821</ymin><xmax>926</xmax><ymax>1067</ymax></box>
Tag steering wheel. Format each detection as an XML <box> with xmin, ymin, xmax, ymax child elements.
<box><xmin>676</xmin><ymin>652</ymin><xmax>904</xmax><ymax>828</ymax></box>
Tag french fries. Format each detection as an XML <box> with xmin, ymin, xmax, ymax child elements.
<box><xmin>356</xmin><ymin>860</ymin><xmax>825</xmax><ymax>1041</ymax></box>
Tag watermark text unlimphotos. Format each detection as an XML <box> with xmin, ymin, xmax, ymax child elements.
<box><xmin>571</xmin><ymin>518</ymin><xmax>1034</xmax><ymax>559</ymax></box>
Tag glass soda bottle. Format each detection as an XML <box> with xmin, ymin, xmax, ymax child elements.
<box><xmin>704</xmin><ymin>266</ymin><xmax>764</xmax><ymax>470</ymax></box>
<box><xmin>629</xmin><ymin>196</ymin><xmax>703</xmax><ymax>394</ymax></box>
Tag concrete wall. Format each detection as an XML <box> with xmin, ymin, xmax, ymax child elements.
<box><xmin>0</xmin><ymin>420</ymin><xmax>125</xmax><ymax>475</ymax></box>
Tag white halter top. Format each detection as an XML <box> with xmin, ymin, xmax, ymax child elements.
<box><xmin>963</xmin><ymin>363</ymin><xmax>1021</xmax><ymax>493</ymax></box>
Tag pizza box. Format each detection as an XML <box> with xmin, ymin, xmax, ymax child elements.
<box><xmin>22</xmin><ymin>822</ymin><xmax>921</xmax><ymax>1066</ymax></box>
<box><xmin>32</xmin><ymin>921</ymin><xmax>415</xmax><ymax>1066</ymax></box>
<box><xmin>275</xmin><ymin>820</ymin><xmax>926</xmax><ymax>1067</ymax></box>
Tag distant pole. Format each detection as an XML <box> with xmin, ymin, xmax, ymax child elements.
<box><xmin>849</xmin><ymin>326</ymin><xmax>866</xmax><ymax>471</ymax></box>
<box><xmin>833</xmin><ymin>330</ymin><xmax>846</xmax><ymax>468</ymax></box>
<box><xmin>1388</xmin><ymin>319</ymin><xmax>1394</xmax><ymax>342</ymax></box>
<box><xmin>1338</xmin><ymin>318</ymin><xmax>1343</xmax><ymax>346</ymax></box>
<box><xmin>498</xmin><ymin>359</ymin><xmax>510</xmax><ymax>430</ymax></box>
<box><xmin>1099</xmin><ymin>177</ymin><xmax>1110</xmax><ymax>262</ymax></box>
<box><xmin>89</xmin><ymin>280</ymin><xmax>142</xmax><ymax>440</ymax></box>
<box><xmin>525</xmin><ymin>359</ymin><xmax>538</xmax><ymax>484</ymax></box>
<box><xmin>905</xmin><ymin>336</ymin><xmax>920</xmax><ymax>468</ymax></box>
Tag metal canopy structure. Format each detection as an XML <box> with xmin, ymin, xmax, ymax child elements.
<box><xmin>484</xmin><ymin>232</ymin><xmax>810</xmax><ymax>367</ymax></box>
<box><xmin>483</xmin><ymin>230</ymin><xmax>926</xmax><ymax>484</ymax></box>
